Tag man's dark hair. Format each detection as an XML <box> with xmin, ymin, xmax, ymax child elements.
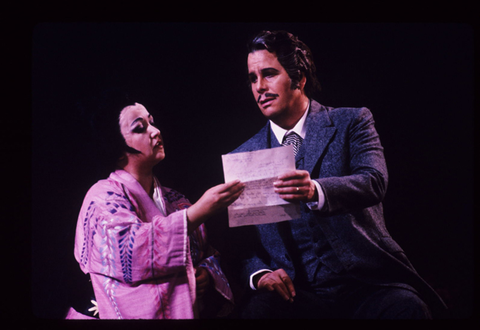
<box><xmin>247</xmin><ymin>30</ymin><xmax>321</xmax><ymax>98</ymax></box>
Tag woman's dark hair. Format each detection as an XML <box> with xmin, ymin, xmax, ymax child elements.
<box><xmin>77</xmin><ymin>88</ymin><xmax>140</xmax><ymax>173</ymax></box>
<box><xmin>247</xmin><ymin>30</ymin><xmax>321</xmax><ymax>98</ymax></box>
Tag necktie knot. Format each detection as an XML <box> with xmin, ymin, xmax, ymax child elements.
<box><xmin>282</xmin><ymin>132</ymin><xmax>302</xmax><ymax>156</ymax></box>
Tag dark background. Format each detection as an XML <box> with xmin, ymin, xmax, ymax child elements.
<box><xmin>31</xmin><ymin>23</ymin><xmax>474</xmax><ymax>319</ymax></box>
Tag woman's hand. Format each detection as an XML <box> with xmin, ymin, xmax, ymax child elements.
<box><xmin>186</xmin><ymin>180</ymin><xmax>245</xmax><ymax>233</ymax></box>
<box><xmin>195</xmin><ymin>266</ymin><xmax>211</xmax><ymax>299</ymax></box>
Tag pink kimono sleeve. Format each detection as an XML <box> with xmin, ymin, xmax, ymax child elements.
<box><xmin>163</xmin><ymin>187</ymin><xmax>234</xmax><ymax>314</ymax></box>
<box><xmin>75</xmin><ymin>182</ymin><xmax>189</xmax><ymax>284</ymax></box>
<box><xmin>191</xmin><ymin>225</ymin><xmax>234</xmax><ymax>304</ymax></box>
<box><xmin>198</xmin><ymin>247</ymin><xmax>234</xmax><ymax>305</ymax></box>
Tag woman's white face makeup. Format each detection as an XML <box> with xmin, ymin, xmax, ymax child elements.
<box><xmin>119</xmin><ymin>103</ymin><xmax>165</xmax><ymax>166</ymax></box>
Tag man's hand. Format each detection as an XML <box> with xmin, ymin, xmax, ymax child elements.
<box><xmin>273</xmin><ymin>170</ymin><xmax>318</xmax><ymax>202</ymax></box>
<box><xmin>256</xmin><ymin>269</ymin><xmax>296</xmax><ymax>303</ymax></box>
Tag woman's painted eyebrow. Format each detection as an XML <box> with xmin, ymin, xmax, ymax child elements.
<box><xmin>130</xmin><ymin>114</ymin><xmax>153</xmax><ymax>127</ymax></box>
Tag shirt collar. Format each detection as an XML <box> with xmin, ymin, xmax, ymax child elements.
<box><xmin>270</xmin><ymin>101</ymin><xmax>310</xmax><ymax>144</ymax></box>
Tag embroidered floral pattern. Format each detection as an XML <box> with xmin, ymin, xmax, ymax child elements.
<box><xmin>80</xmin><ymin>201</ymin><xmax>95</xmax><ymax>266</ymax></box>
<box><xmin>105</xmin><ymin>191</ymin><xmax>135</xmax><ymax>213</ymax></box>
<box><xmin>73</xmin><ymin>172</ymin><xmax>233</xmax><ymax>319</ymax></box>
<box><xmin>118</xmin><ymin>224</ymin><xmax>140</xmax><ymax>284</ymax></box>
<box><xmin>97</xmin><ymin>215</ymin><xmax>123</xmax><ymax>318</ymax></box>
<box><xmin>164</xmin><ymin>189</ymin><xmax>187</xmax><ymax>204</ymax></box>
<box><xmin>87</xmin><ymin>299</ymin><xmax>99</xmax><ymax>317</ymax></box>
<box><xmin>95</xmin><ymin>190</ymin><xmax>141</xmax><ymax>318</ymax></box>
<box><xmin>103</xmin><ymin>276</ymin><xmax>122</xmax><ymax>319</ymax></box>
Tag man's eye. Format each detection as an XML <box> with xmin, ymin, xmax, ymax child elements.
<box><xmin>263</xmin><ymin>68</ymin><xmax>280</xmax><ymax>78</ymax></box>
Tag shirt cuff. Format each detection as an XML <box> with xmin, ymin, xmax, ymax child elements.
<box><xmin>306</xmin><ymin>180</ymin><xmax>325</xmax><ymax>211</ymax></box>
<box><xmin>249</xmin><ymin>269</ymin><xmax>272</xmax><ymax>290</ymax></box>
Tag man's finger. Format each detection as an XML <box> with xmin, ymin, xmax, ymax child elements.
<box><xmin>272</xmin><ymin>282</ymin><xmax>293</xmax><ymax>302</ymax></box>
<box><xmin>257</xmin><ymin>269</ymin><xmax>296</xmax><ymax>302</ymax></box>
<box><xmin>277</xmin><ymin>170</ymin><xmax>297</xmax><ymax>179</ymax></box>
<box><xmin>273</xmin><ymin>270</ymin><xmax>295</xmax><ymax>302</ymax></box>
<box><xmin>280</xmin><ymin>274</ymin><xmax>296</xmax><ymax>299</ymax></box>
<box><xmin>277</xmin><ymin>170</ymin><xmax>309</xmax><ymax>181</ymax></box>
<box><xmin>274</xmin><ymin>185</ymin><xmax>304</xmax><ymax>194</ymax></box>
<box><xmin>274</xmin><ymin>179</ymin><xmax>303</xmax><ymax>188</ymax></box>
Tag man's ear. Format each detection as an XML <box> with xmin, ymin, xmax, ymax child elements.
<box><xmin>299</xmin><ymin>73</ymin><xmax>307</xmax><ymax>91</ymax></box>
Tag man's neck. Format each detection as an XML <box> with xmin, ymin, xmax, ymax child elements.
<box><xmin>270</xmin><ymin>100</ymin><xmax>310</xmax><ymax>144</ymax></box>
<box><xmin>272</xmin><ymin>96</ymin><xmax>309</xmax><ymax>130</ymax></box>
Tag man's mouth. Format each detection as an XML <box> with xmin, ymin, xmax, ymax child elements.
<box><xmin>258</xmin><ymin>93</ymin><xmax>279</xmax><ymax>105</ymax></box>
<box><xmin>154</xmin><ymin>141</ymin><xmax>163</xmax><ymax>148</ymax></box>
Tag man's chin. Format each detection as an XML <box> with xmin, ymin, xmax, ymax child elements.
<box><xmin>260</xmin><ymin>106</ymin><xmax>280</xmax><ymax>120</ymax></box>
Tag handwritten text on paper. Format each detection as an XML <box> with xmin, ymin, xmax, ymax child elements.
<box><xmin>222</xmin><ymin>146</ymin><xmax>301</xmax><ymax>227</ymax></box>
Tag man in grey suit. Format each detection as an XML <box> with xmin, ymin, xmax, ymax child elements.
<box><xmin>228</xmin><ymin>30</ymin><xmax>445</xmax><ymax>319</ymax></box>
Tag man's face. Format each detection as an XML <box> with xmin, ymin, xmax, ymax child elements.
<box><xmin>247</xmin><ymin>50</ymin><xmax>305</xmax><ymax>124</ymax></box>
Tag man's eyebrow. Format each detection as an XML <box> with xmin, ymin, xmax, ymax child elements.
<box><xmin>248</xmin><ymin>67</ymin><xmax>279</xmax><ymax>79</ymax></box>
<box><xmin>261</xmin><ymin>67</ymin><xmax>280</xmax><ymax>74</ymax></box>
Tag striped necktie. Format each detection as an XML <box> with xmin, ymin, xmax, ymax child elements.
<box><xmin>282</xmin><ymin>132</ymin><xmax>303</xmax><ymax>157</ymax></box>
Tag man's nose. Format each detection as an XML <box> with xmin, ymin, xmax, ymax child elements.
<box><xmin>255</xmin><ymin>78</ymin><xmax>267</xmax><ymax>94</ymax></box>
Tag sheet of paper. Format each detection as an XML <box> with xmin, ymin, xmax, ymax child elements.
<box><xmin>222</xmin><ymin>146</ymin><xmax>301</xmax><ymax>227</ymax></box>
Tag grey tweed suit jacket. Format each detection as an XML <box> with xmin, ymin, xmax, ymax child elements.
<box><xmin>230</xmin><ymin>99</ymin><xmax>445</xmax><ymax>313</ymax></box>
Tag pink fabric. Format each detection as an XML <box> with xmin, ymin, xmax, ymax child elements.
<box><xmin>69</xmin><ymin>170</ymin><xmax>233</xmax><ymax>319</ymax></box>
<box><xmin>65</xmin><ymin>307</ymin><xmax>96</xmax><ymax>319</ymax></box>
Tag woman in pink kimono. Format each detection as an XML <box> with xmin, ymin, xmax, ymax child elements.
<box><xmin>66</xmin><ymin>94</ymin><xmax>244</xmax><ymax>319</ymax></box>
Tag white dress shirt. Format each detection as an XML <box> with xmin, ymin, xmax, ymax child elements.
<box><xmin>249</xmin><ymin>103</ymin><xmax>326</xmax><ymax>290</ymax></box>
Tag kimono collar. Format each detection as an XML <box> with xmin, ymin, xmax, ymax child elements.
<box><xmin>109</xmin><ymin>169</ymin><xmax>164</xmax><ymax>222</ymax></box>
<box><xmin>152</xmin><ymin>177</ymin><xmax>166</xmax><ymax>216</ymax></box>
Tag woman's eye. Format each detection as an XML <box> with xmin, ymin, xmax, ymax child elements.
<box><xmin>132</xmin><ymin>126</ymin><xmax>145</xmax><ymax>133</ymax></box>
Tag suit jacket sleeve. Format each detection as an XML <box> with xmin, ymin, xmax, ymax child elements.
<box><xmin>316</xmin><ymin>107</ymin><xmax>388</xmax><ymax>215</ymax></box>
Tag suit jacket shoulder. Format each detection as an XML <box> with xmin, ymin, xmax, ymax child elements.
<box><xmin>230</xmin><ymin>122</ymin><xmax>271</xmax><ymax>154</ymax></box>
<box><xmin>310</xmin><ymin>100</ymin><xmax>374</xmax><ymax>125</ymax></box>
<box><xmin>230</xmin><ymin>100</ymin><xmax>375</xmax><ymax>155</ymax></box>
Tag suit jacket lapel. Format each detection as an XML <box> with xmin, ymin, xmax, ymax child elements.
<box><xmin>304</xmin><ymin>101</ymin><xmax>336</xmax><ymax>174</ymax></box>
<box><xmin>233</xmin><ymin>100</ymin><xmax>336</xmax><ymax>175</ymax></box>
